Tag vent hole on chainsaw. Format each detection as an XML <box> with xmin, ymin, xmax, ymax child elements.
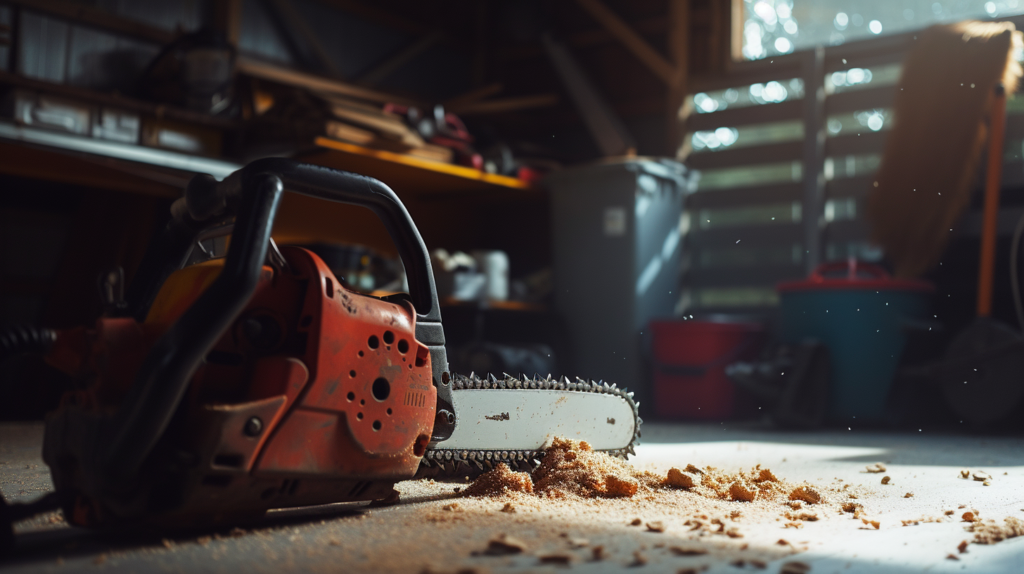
<box><xmin>325</xmin><ymin>277</ymin><xmax>334</xmax><ymax>298</ymax></box>
<box><xmin>398</xmin><ymin>339</ymin><xmax>409</xmax><ymax>354</ymax></box>
<box><xmin>347</xmin><ymin>391</ymin><xmax>355</xmax><ymax>401</ymax></box>
<box><xmin>383</xmin><ymin>331</ymin><xmax>395</xmax><ymax>345</ymax></box>
<box><xmin>372</xmin><ymin>378</ymin><xmax>390</xmax><ymax>401</ymax></box>
<box><xmin>349</xmin><ymin>370</ymin><xmax>356</xmax><ymax>378</ymax></box>
<box><xmin>368</xmin><ymin>335</ymin><xmax>379</xmax><ymax>349</ymax></box>
<box><xmin>358</xmin><ymin>350</ymin><xmax>364</xmax><ymax>357</ymax></box>
<box><xmin>372</xmin><ymin>420</ymin><xmax>381</xmax><ymax>431</ymax></box>
<box><xmin>357</xmin><ymin>412</ymin><xmax>363</xmax><ymax>420</ymax></box>
<box><xmin>213</xmin><ymin>454</ymin><xmax>244</xmax><ymax>468</ymax></box>
<box><xmin>386</xmin><ymin>408</ymin><xmax>392</xmax><ymax>415</ymax></box>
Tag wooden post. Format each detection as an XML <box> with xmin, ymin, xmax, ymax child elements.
<box><xmin>667</xmin><ymin>0</ymin><xmax>689</xmax><ymax>156</ymax></box>
<box><xmin>802</xmin><ymin>46</ymin><xmax>826</xmax><ymax>275</ymax></box>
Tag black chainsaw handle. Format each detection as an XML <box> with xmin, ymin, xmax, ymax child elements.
<box><xmin>185</xmin><ymin>158</ymin><xmax>440</xmax><ymax>322</ymax></box>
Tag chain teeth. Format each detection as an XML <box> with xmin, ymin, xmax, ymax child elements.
<box><xmin>422</xmin><ymin>371</ymin><xmax>643</xmax><ymax>479</ymax></box>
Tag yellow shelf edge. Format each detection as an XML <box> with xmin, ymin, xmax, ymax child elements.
<box><xmin>313</xmin><ymin>136</ymin><xmax>532</xmax><ymax>190</ymax></box>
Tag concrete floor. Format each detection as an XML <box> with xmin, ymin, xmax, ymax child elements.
<box><xmin>2</xmin><ymin>421</ymin><xmax>1024</xmax><ymax>573</ymax></box>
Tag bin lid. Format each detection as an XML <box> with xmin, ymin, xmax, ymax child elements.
<box><xmin>778</xmin><ymin>259</ymin><xmax>933</xmax><ymax>293</ymax></box>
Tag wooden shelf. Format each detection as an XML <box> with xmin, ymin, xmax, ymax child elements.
<box><xmin>298</xmin><ymin>137</ymin><xmax>536</xmax><ymax>195</ymax></box>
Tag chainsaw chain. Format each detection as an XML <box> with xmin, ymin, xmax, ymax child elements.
<box><xmin>417</xmin><ymin>372</ymin><xmax>642</xmax><ymax>479</ymax></box>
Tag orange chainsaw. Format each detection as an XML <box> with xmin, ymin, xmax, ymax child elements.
<box><xmin>0</xmin><ymin>159</ymin><xmax>639</xmax><ymax>541</ymax></box>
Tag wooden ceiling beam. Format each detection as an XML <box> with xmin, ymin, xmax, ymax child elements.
<box><xmin>573</xmin><ymin>0</ymin><xmax>678</xmax><ymax>85</ymax></box>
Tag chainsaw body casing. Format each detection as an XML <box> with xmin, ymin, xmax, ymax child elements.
<box><xmin>39</xmin><ymin>160</ymin><xmax>446</xmax><ymax>528</ymax></box>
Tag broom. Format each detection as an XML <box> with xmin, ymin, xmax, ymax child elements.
<box><xmin>866</xmin><ymin>21</ymin><xmax>1022</xmax><ymax>279</ymax></box>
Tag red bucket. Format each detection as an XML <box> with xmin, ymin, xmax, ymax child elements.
<box><xmin>650</xmin><ymin>319</ymin><xmax>765</xmax><ymax>420</ymax></box>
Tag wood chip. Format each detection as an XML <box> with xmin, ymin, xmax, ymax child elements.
<box><xmin>630</xmin><ymin>518</ymin><xmax>642</xmax><ymax>526</ymax></box>
<box><xmin>904</xmin><ymin>492</ymin><xmax>913</xmax><ymax>498</ymax></box>
<box><xmin>861</xmin><ymin>518</ymin><xmax>880</xmax><ymax>529</ymax></box>
<box><xmin>962</xmin><ymin>511</ymin><xmax>979</xmax><ymax>522</ymax></box>
<box><xmin>730</xmin><ymin>481</ymin><xmax>757</xmax><ymax>502</ymax></box>
<box><xmin>631</xmin><ymin>550</ymin><xmax>648</xmax><ymax>566</ymax></box>
<box><xmin>973</xmin><ymin>471</ymin><xmax>991</xmax><ymax>482</ymax></box>
<box><xmin>568</xmin><ymin>538</ymin><xmax>589</xmax><ymax>549</ymax></box>
<box><xmin>591</xmin><ymin>545</ymin><xmax>606</xmax><ymax>561</ymax></box>
<box><xmin>501</xmin><ymin>503</ymin><xmax>515</xmax><ymax>513</ymax></box>
<box><xmin>670</xmin><ymin>546</ymin><xmax>708</xmax><ymax>556</ymax></box>
<box><xmin>865</xmin><ymin>463</ymin><xmax>886</xmax><ymax>473</ymax></box>
<box><xmin>538</xmin><ymin>553</ymin><xmax>572</xmax><ymax>565</ymax></box>
<box><xmin>780</xmin><ymin>561</ymin><xmax>811</xmax><ymax>574</ymax></box>
<box><xmin>789</xmin><ymin>486</ymin><xmax>822</xmax><ymax>504</ymax></box>
<box><xmin>881</xmin><ymin>476</ymin><xmax>891</xmax><ymax>485</ymax></box>
<box><xmin>842</xmin><ymin>503</ymin><xmax>861</xmax><ymax>513</ymax></box>
<box><xmin>960</xmin><ymin>469</ymin><xmax>971</xmax><ymax>479</ymax></box>
<box><xmin>646</xmin><ymin>521</ymin><xmax>665</xmax><ymax>533</ymax></box>
<box><xmin>484</xmin><ymin>534</ymin><xmax>526</xmax><ymax>555</ymax></box>
<box><xmin>958</xmin><ymin>540</ymin><xmax>969</xmax><ymax>553</ymax></box>
<box><xmin>731</xmin><ymin>559</ymin><xmax>747</xmax><ymax>567</ymax></box>
<box><xmin>665</xmin><ymin>468</ymin><xmax>697</xmax><ymax>489</ymax></box>
<box><xmin>750</xmin><ymin>559</ymin><xmax>768</xmax><ymax>569</ymax></box>
<box><xmin>945</xmin><ymin>510</ymin><xmax>955</xmax><ymax>516</ymax></box>
<box><xmin>983</xmin><ymin>480</ymin><xmax>992</xmax><ymax>486</ymax></box>
<box><xmin>946</xmin><ymin>554</ymin><xmax>960</xmax><ymax>561</ymax></box>
<box><xmin>776</xmin><ymin>538</ymin><xmax>790</xmax><ymax>546</ymax></box>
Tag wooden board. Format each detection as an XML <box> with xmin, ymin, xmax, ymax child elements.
<box><xmin>298</xmin><ymin>137</ymin><xmax>535</xmax><ymax>194</ymax></box>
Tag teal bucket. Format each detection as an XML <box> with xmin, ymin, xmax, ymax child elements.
<box><xmin>778</xmin><ymin>260</ymin><xmax>933</xmax><ymax>422</ymax></box>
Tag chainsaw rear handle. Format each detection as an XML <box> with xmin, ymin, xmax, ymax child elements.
<box><xmin>104</xmin><ymin>159</ymin><xmax>447</xmax><ymax>494</ymax></box>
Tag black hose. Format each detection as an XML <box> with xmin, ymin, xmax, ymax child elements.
<box><xmin>0</xmin><ymin>326</ymin><xmax>57</xmax><ymax>361</ymax></box>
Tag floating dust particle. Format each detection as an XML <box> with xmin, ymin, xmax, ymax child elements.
<box><xmin>865</xmin><ymin>463</ymin><xmax>887</xmax><ymax>473</ymax></box>
<box><xmin>789</xmin><ymin>486</ymin><xmax>823</xmax><ymax>505</ymax></box>
<box><xmin>161</xmin><ymin>539</ymin><xmax>174</xmax><ymax>549</ymax></box>
<box><xmin>484</xmin><ymin>534</ymin><xmax>527</xmax><ymax>555</ymax></box>
<box><xmin>93</xmin><ymin>554</ymin><xmax>107</xmax><ymax>565</ymax></box>
<box><xmin>881</xmin><ymin>476</ymin><xmax>891</xmax><ymax>485</ymax></box>
<box><xmin>958</xmin><ymin>540</ymin><xmax>969</xmax><ymax>553</ymax></box>
<box><xmin>646</xmin><ymin>521</ymin><xmax>665</xmax><ymax>532</ymax></box>
<box><xmin>196</xmin><ymin>536</ymin><xmax>212</xmax><ymax>546</ymax></box>
<box><xmin>460</xmin><ymin>463</ymin><xmax>533</xmax><ymax>497</ymax></box>
<box><xmin>968</xmin><ymin>517</ymin><xmax>1024</xmax><ymax>544</ymax></box>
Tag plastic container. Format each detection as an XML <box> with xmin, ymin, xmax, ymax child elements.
<box><xmin>650</xmin><ymin>318</ymin><xmax>765</xmax><ymax>419</ymax></box>
<box><xmin>777</xmin><ymin>259</ymin><xmax>933</xmax><ymax>422</ymax></box>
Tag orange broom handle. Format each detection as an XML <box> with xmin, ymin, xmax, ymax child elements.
<box><xmin>978</xmin><ymin>83</ymin><xmax>1007</xmax><ymax>318</ymax></box>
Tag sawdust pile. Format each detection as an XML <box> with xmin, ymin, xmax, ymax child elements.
<box><xmin>968</xmin><ymin>517</ymin><xmax>1024</xmax><ymax>544</ymax></box>
<box><xmin>462</xmin><ymin>437</ymin><xmax>818</xmax><ymax>507</ymax></box>
<box><xmin>459</xmin><ymin>463</ymin><xmax>533</xmax><ymax>497</ymax></box>
<box><xmin>532</xmin><ymin>437</ymin><xmax>662</xmax><ymax>497</ymax></box>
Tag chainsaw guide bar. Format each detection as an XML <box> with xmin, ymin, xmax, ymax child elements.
<box><xmin>418</xmin><ymin>373</ymin><xmax>642</xmax><ymax>479</ymax></box>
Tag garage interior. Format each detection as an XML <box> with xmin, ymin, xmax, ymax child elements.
<box><xmin>1</xmin><ymin>1</ymin><xmax>1024</xmax><ymax>572</ymax></box>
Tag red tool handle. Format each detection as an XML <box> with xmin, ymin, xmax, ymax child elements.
<box><xmin>809</xmin><ymin>258</ymin><xmax>891</xmax><ymax>282</ymax></box>
<box><xmin>978</xmin><ymin>84</ymin><xmax>1007</xmax><ymax>318</ymax></box>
